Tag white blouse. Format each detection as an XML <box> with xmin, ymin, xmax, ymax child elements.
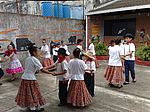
<box><xmin>88</xmin><ymin>43</ymin><xmax>95</xmax><ymax>55</ymax></box>
<box><xmin>60</xmin><ymin>45</ymin><xmax>70</xmax><ymax>55</ymax></box>
<box><xmin>41</xmin><ymin>44</ymin><xmax>51</xmax><ymax>58</ymax></box>
<box><xmin>108</xmin><ymin>45</ymin><xmax>124</xmax><ymax>66</ymax></box>
<box><xmin>21</xmin><ymin>56</ymin><xmax>43</xmax><ymax>80</ymax></box>
<box><xmin>69</xmin><ymin>58</ymin><xmax>87</xmax><ymax>80</ymax></box>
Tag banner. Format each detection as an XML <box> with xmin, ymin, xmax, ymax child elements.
<box><xmin>92</xmin><ymin>23</ymin><xmax>100</xmax><ymax>39</ymax></box>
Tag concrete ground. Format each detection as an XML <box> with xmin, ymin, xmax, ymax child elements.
<box><xmin>0</xmin><ymin>60</ymin><xmax>150</xmax><ymax>112</ymax></box>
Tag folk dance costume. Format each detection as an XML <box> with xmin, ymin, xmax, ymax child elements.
<box><xmin>88</xmin><ymin>43</ymin><xmax>99</xmax><ymax>67</ymax></box>
<box><xmin>41</xmin><ymin>44</ymin><xmax>55</xmax><ymax>68</ymax></box>
<box><xmin>53</xmin><ymin>57</ymin><xmax>69</xmax><ymax>105</ymax></box>
<box><xmin>124</xmin><ymin>41</ymin><xmax>135</xmax><ymax>83</ymax></box>
<box><xmin>104</xmin><ymin>45</ymin><xmax>124</xmax><ymax>85</ymax></box>
<box><xmin>15</xmin><ymin>56</ymin><xmax>47</xmax><ymax>110</ymax></box>
<box><xmin>60</xmin><ymin>45</ymin><xmax>70</xmax><ymax>63</ymax></box>
<box><xmin>67</xmin><ymin>58</ymin><xmax>92</xmax><ymax>107</ymax></box>
<box><xmin>53</xmin><ymin>45</ymin><xmax>60</xmax><ymax>63</ymax></box>
<box><xmin>5</xmin><ymin>49</ymin><xmax>24</xmax><ymax>74</ymax></box>
<box><xmin>83</xmin><ymin>51</ymin><xmax>96</xmax><ymax>97</ymax></box>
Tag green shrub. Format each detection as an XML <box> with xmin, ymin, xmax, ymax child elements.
<box><xmin>136</xmin><ymin>44</ymin><xmax>150</xmax><ymax>61</ymax></box>
<box><xmin>94</xmin><ymin>43</ymin><xmax>108</xmax><ymax>56</ymax></box>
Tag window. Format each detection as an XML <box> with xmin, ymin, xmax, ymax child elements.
<box><xmin>104</xmin><ymin>18</ymin><xmax>136</xmax><ymax>36</ymax></box>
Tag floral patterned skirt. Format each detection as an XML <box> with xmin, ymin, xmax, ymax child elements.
<box><xmin>104</xmin><ymin>65</ymin><xmax>124</xmax><ymax>84</ymax></box>
<box><xmin>42</xmin><ymin>57</ymin><xmax>55</xmax><ymax>69</ymax></box>
<box><xmin>15</xmin><ymin>79</ymin><xmax>47</xmax><ymax>110</ymax></box>
<box><xmin>67</xmin><ymin>80</ymin><xmax>92</xmax><ymax>107</ymax></box>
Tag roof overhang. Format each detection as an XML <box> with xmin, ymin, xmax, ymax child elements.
<box><xmin>86</xmin><ymin>4</ymin><xmax>150</xmax><ymax>16</ymax></box>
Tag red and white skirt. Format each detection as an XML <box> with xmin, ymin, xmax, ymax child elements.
<box><xmin>93</xmin><ymin>55</ymin><xmax>99</xmax><ymax>67</ymax></box>
<box><xmin>67</xmin><ymin>80</ymin><xmax>92</xmax><ymax>107</ymax></box>
<box><xmin>104</xmin><ymin>65</ymin><xmax>124</xmax><ymax>84</ymax></box>
<box><xmin>65</xmin><ymin>55</ymin><xmax>70</xmax><ymax>64</ymax></box>
<box><xmin>15</xmin><ymin>79</ymin><xmax>47</xmax><ymax>110</ymax></box>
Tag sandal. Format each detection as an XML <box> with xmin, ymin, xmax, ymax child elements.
<box><xmin>123</xmin><ymin>82</ymin><xmax>129</xmax><ymax>85</ymax></box>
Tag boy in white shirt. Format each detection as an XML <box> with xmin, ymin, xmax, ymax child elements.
<box><xmin>123</xmin><ymin>33</ymin><xmax>136</xmax><ymax>84</ymax></box>
<box><xmin>45</xmin><ymin>48</ymin><xmax>69</xmax><ymax>106</ymax></box>
<box><xmin>83</xmin><ymin>50</ymin><xmax>96</xmax><ymax>97</ymax></box>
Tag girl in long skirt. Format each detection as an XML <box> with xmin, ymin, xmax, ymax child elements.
<box><xmin>67</xmin><ymin>48</ymin><xmax>93</xmax><ymax>107</ymax></box>
<box><xmin>3</xmin><ymin>45</ymin><xmax>24</xmax><ymax>82</ymax></box>
<box><xmin>104</xmin><ymin>37</ymin><xmax>125</xmax><ymax>88</ymax></box>
<box><xmin>15</xmin><ymin>45</ymin><xmax>53</xmax><ymax>111</ymax></box>
<box><xmin>88</xmin><ymin>37</ymin><xmax>99</xmax><ymax>67</ymax></box>
<box><xmin>60</xmin><ymin>41</ymin><xmax>70</xmax><ymax>63</ymax></box>
<box><xmin>39</xmin><ymin>39</ymin><xmax>55</xmax><ymax>71</ymax></box>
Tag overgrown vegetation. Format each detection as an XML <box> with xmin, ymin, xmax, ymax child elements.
<box><xmin>94</xmin><ymin>43</ymin><xmax>108</xmax><ymax>56</ymax></box>
<box><xmin>136</xmin><ymin>44</ymin><xmax>150</xmax><ymax>61</ymax></box>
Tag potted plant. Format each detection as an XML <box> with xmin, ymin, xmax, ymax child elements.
<box><xmin>135</xmin><ymin>43</ymin><xmax>150</xmax><ymax>66</ymax></box>
<box><xmin>94</xmin><ymin>43</ymin><xmax>109</xmax><ymax>60</ymax></box>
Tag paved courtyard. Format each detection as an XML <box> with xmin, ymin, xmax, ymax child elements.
<box><xmin>0</xmin><ymin>60</ymin><xmax>150</xmax><ymax>112</ymax></box>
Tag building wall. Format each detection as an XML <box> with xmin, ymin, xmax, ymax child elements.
<box><xmin>104</xmin><ymin>16</ymin><xmax>150</xmax><ymax>47</ymax></box>
<box><xmin>0</xmin><ymin>12</ymin><xmax>85</xmax><ymax>70</ymax></box>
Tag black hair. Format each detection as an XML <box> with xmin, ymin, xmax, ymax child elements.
<box><xmin>91</xmin><ymin>37</ymin><xmax>95</xmax><ymax>42</ymax></box>
<box><xmin>28</xmin><ymin>45</ymin><xmax>38</xmax><ymax>56</ymax></box>
<box><xmin>73</xmin><ymin>48</ymin><xmax>81</xmax><ymax>58</ymax></box>
<box><xmin>42</xmin><ymin>39</ymin><xmax>46</xmax><ymax>43</ymax></box>
<box><xmin>7</xmin><ymin>44</ymin><xmax>10</xmax><ymax>48</ymax></box>
<box><xmin>115</xmin><ymin>37</ymin><xmax>121</xmax><ymax>45</ymax></box>
<box><xmin>61</xmin><ymin>40</ymin><xmax>64</xmax><ymax>44</ymax></box>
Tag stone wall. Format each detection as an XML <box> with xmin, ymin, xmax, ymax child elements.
<box><xmin>0</xmin><ymin>12</ymin><xmax>85</xmax><ymax>70</ymax></box>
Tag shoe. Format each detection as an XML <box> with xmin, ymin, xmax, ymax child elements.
<box><xmin>0</xmin><ymin>83</ymin><xmax>2</xmax><ymax>85</ymax></box>
<box><xmin>33</xmin><ymin>108</ymin><xmax>44</xmax><ymax>112</ymax></box>
<box><xmin>58</xmin><ymin>103</ymin><xmax>67</xmax><ymax>106</ymax></box>
<box><xmin>123</xmin><ymin>82</ymin><xmax>129</xmax><ymax>85</ymax></box>
<box><xmin>8</xmin><ymin>77</ymin><xmax>16</xmax><ymax>82</ymax></box>
<box><xmin>132</xmin><ymin>79</ymin><xmax>137</xmax><ymax>83</ymax></box>
<box><xmin>108</xmin><ymin>83</ymin><xmax>114</xmax><ymax>87</ymax></box>
<box><xmin>35</xmin><ymin>71</ymin><xmax>39</xmax><ymax>74</ymax></box>
<box><xmin>117</xmin><ymin>85</ymin><xmax>123</xmax><ymax>89</ymax></box>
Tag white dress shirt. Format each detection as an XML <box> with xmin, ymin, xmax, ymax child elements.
<box><xmin>53</xmin><ymin>59</ymin><xmax>69</xmax><ymax>81</ymax></box>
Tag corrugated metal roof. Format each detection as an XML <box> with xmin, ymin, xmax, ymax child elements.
<box><xmin>88</xmin><ymin>0</ymin><xmax>150</xmax><ymax>12</ymax></box>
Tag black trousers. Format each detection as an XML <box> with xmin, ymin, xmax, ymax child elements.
<box><xmin>84</xmin><ymin>72</ymin><xmax>94</xmax><ymax>97</ymax></box>
<box><xmin>0</xmin><ymin>68</ymin><xmax>4</xmax><ymax>79</ymax></box>
<box><xmin>59</xmin><ymin>80</ymin><xmax>68</xmax><ymax>104</ymax></box>
<box><xmin>53</xmin><ymin>55</ymin><xmax>58</xmax><ymax>63</ymax></box>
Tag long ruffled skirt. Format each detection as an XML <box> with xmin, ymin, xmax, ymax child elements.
<box><xmin>104</xmin><ymin>65</ymin><xmax>124</xmax><ymax>84</ymax></box>
<box><xmin>15</xmin><ymin>79</ymin><xmax>47</xmax><ymax>110</ymax></box>
<box><xmin>67</xmin><ymin>80</ymin><xmax>92</xmax><ymax>107</ymax></box>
